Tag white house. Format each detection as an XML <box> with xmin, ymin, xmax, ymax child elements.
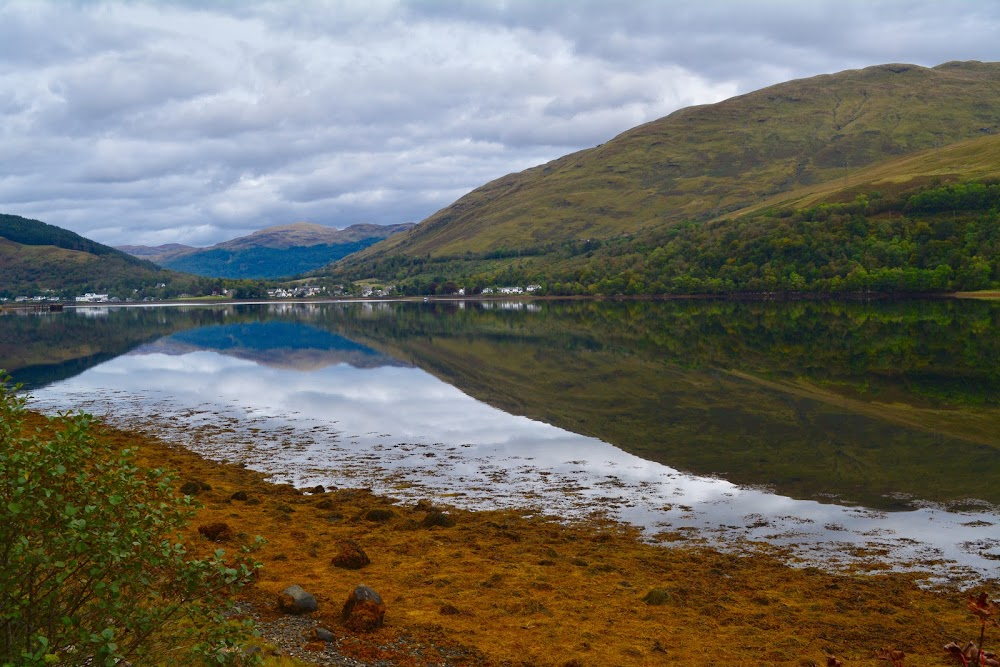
<box><xmin>75</xmin><ymin>293</ymin><xmax>109</xmax><ymax>303</ymax></box>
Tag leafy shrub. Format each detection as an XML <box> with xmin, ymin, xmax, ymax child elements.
<box><xmin>0</xmin><ymin>374</ymin><xmax>261</xmax><ymax>666</ymax></box>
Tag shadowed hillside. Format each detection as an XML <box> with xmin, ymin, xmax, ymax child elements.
<box><xmin>121</xmin><ymin>222</ymin><xmax>416</xmax><ymax>279</ymax></box>
<box><xmin>0</xmin><ymin>214</ymin><xmax>208</xmax><ymax>299</ymax></box>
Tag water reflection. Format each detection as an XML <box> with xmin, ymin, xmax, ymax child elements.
<box><xmin>16</xmin><ymin>300</ymin><xmax>1000</xmax><ymax>581</ymax></box>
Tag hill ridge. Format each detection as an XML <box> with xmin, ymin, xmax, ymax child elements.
<box><xmin>320</xmin><ymin>60</ymin><xmax>1000</xmax><ymax>296</ymax></box>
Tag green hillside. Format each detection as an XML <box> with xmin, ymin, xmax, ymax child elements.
<box><xmin>0</xmin><ymin>214</ymin><xmax>153</xmax><ymax>264</ymax></box>
<box><xmin>322</xmin><ymin>61</ymin><xmax>1000</xmax><ymax>295</ymax></box>
<box><xmin>0</xmin><ymin>214</ymin><xmax>221</xmax><ymax>299</ymax></box>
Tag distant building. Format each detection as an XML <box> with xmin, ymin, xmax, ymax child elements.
<box><xmin>75</xmin><ymin>293</ymin><xmax>109</xmax><ymax>303</ymax></box>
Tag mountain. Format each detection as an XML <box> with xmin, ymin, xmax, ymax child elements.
<box><xmin>120</xmin><ymin>222</ymin><xmax>415</xmax><ymax>279</ymax></box>
<box><xmin>323</xmin><ymin>61</ymin><xmax>1000</xmax><ymax>295</ymax></box>
<box><xmin>115</xmin><ymin>243</ymin><xmax>196</xmax><ymax>265</ymax></box>
<box><xmin>0</xmin><ymin>213</ymin><xmax>204</xmax><ymax>299</ymax></box>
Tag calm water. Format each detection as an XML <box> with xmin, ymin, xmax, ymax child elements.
<box><xmin>4</xmin><ymin>299</ymin><xmax>999</xmax><ymax>582</ymax></box>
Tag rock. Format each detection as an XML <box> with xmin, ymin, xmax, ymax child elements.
<box><xmin>421</xmin><ymin>510</ymin><xmax>456</xmax><ymax>528</ymax></box>
<box><xmin>364</xmin><ymin>508</ymin><xmax>396</xmax><ymax>523</ymax></box>
<box><xmin>341</xmin><ymin>585</ymin><xmax>385</xmax><ymax>633</ymax></box>
<box><xmin>308</xmin><ymin>627</ymin><xmax>335</xmax><ymax>642</ymax></box>
<box><xmin>180</xmin><ymin>480</ymin><xmax>211</xmax><ymax>495</ymax></box>
<box><xmin>642</xmin><ymin>588</ymin><xmax>671</xmax><ymax>606</ymax></box>
<box><xmin>308</xmin><ymin>485</ymin><xmax>326</xmax><ymax>494</ymax></box>
<box><xmin>278</xmin><ymin>585</ymin><xmax>318</xmax><ymax>614</ymax></box>
<box><xmin>197</xmin><ymin>522</ymin><xmax>233</xmax><ymax>542</ymax></box>
<box><xmin>230</xmin><ymin>490</ymin><xmax>249</xmax><ymax>501</ymax></box>
<box><xmin>331</xmin><ymin>540</ymin><xmax>371</xmax><ymax>570</ymax></box>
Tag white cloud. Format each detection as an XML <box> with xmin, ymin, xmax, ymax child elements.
<box><xmin>0</xmin><ymin>0</ymin><xmax>998</xmax><ymax>246</ymax></box>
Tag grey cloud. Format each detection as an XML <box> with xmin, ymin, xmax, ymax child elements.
<box><xmin>1</xmin><ymin>0</ymin><xmax>999</xmax><ymax>247</ymax></box>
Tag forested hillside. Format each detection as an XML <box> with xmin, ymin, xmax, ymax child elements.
<box><xmin>0</xmin><ymin>214</ymin><xmax>221</xmax><ymax>299</ymax></box>
<box><xmin>327</xmin><ymin>179</ymin><xmax>1000</xmax><ymax>295</ymax></box>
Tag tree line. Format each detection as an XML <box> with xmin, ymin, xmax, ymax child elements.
<box><xmin>324</xmin><ymin>180</ymin><xmax>1000</xmax><ymax>296</ymax></box>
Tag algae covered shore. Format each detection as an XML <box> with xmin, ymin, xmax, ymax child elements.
<box><xmin>34</xmin><ymin>409</ymin><xmax>996</xmax><ymax>667</ymax></box>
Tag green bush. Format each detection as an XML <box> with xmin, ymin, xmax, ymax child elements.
<box><xmin>0</xmin><ymin>374</ymin><xmax>261</xmax><ymax>666</ymax></box>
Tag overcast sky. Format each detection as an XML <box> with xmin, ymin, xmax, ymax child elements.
<box><xmin>1</xmin><ymin>0</ymin><xmax>999</xmax><ymax>247</ymax></box>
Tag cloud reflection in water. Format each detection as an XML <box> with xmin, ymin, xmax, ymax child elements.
<box><xmin>28</xmin><ymin>343</ymin><xmax>1000</xmax><ymax>583</ymax></box>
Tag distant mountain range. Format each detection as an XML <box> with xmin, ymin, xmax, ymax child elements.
<box><xmin>323</xmin><ymin>61</ymin><xmax>1000</xmax><ymax>295</ymax></box>
<box><xmin>119</xmin><ymin>222</ymin><xmax>415</xmax><ymax>279</ymax></box>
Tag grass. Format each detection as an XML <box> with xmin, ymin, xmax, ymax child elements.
<box><xmin>735</xmin><ymin>132</ymin><xmax>1000</xmax><ymax>217</ymax></box>
<box><xmin>31</xmin><ymin>408</ymin><xmax>996</xmax><ymax>667</ymax></box>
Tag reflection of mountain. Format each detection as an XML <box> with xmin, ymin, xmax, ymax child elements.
<box><xmin>153</xmin><ymin>321</ymin><xmax>405</xmax><ymax>371</ymax></box>
<box><xmin>0</xmin><ymin>307</ymin><xmax>405</xmax><ymax>391</ymax></box>
<box><xmin>7</xmin><ymin>299</ymin><xmax>1000</xmax><ymax>511</ymax></box>
<box><xmin>0</xmin><ymin>307</ymin><xmax>216</xmax><ymax>390</ymax></box>
<box><xmin>315</xmin><ymin>300</ymin><xmax>1000</xmax><ymax>510</ymax></box>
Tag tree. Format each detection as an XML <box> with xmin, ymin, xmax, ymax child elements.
<box><xmin>0</xmin><ymin>375</ymin><xmax>261</xmax><ymax>666</ymax></box>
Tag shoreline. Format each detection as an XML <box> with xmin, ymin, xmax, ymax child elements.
<box><xmin>3</xmin><ymin>288</ymin><xmax>994</xmax><ymax>314</ymax></box>
<box><xmin>23</xmin><ymin>408</ymin><xmax>996</xmax><ymax>666</ymax></box>
<box><xmin>28</xmin><ymin>379</ymin><xmax>999</xmax><ymax>586</ymax></box>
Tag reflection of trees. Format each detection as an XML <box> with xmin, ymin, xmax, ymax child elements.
<box><xmin>315</xmin><ymin>299</ymin><xmax>1000</xmax><ymax>408</ymax></box>
<box><xmin>315</xmin><ymin>299</ymin><xmax>1000</xmax><ymax>509</ymax></box>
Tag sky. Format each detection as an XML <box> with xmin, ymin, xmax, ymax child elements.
<box><xmin>2</xmin><ymin>1</ymin><xmax>999</xmax><ymax>248</ymax></box>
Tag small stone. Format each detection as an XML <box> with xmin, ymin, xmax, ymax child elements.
<box><xmin>230</xmin><ymin>491</ymin><xmax>249</xmax><ymax>501</ymax></box>
<box><xmin>278</xmin><ymin>585</ymin><xmax>318</xmax><ymax>614</ymax></box>
<box><xmin>365</xmin><ymin>508</ymin><xmax>396</xmax><ymax>523</ymax></box>
<box><xmin>642</xmin><ymin>588</ymin><xmax>671</xmax><ymax>606</ymax></box>
<box><xmin>180</xmin><ymin>480</ymin><xmax>211</xmax><ymax>495</ymax></box>
<box><xmin>341</xmin><ymin>585</ymin><xmax>385</xmax><ymax>633</ymax></box>
<box><xmin>197</xmin><ymin>522</ymin><xmax>233</xmax><ymax>542</ymax></box>
<box><xmin>331</xmin><ymin>540</ymin><xmax>371</xmax><ymax>570</ymax></box>
<box><xmin>421</xmin><ymin>510</ymin><xmax>456</xmax><ymax>528</ymax></box>
<box><xmin>309</xmin><ymin>627</ymin><xmax>335</xmax><ymax>642</ymax></box>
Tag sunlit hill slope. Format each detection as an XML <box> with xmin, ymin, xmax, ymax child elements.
<box><xmin>323</xmin><ymin>61</ymin><xmax>1000</xmax><ymax>295</ymax></box>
